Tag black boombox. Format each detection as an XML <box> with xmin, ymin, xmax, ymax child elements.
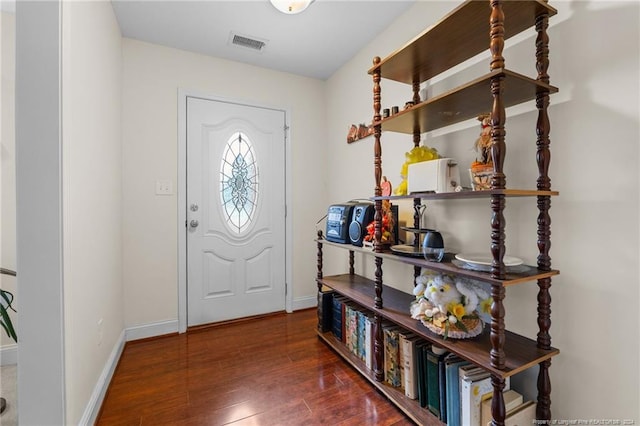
<box><xmin>325</xmin><ymin>202</ymin><xmax>375</xmax><ymax>246</ymax></box>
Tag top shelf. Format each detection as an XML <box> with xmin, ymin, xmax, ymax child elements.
<box><xmin>368</xmin><ymin>0</ymin><xmax>557</xmax><ymax>84</ymax></box>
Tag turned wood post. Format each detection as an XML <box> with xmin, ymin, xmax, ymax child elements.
<box><xmin>316</xmin><ymin>231</ymin><xmax>323</xmax><ymax>332</ymax></box>
<box><xmin>349</xmin><ymin>250</ymin><xmax>355</xmax><ymax>276</ymax></box>
<box><xmin>489</xmin><ymin>2</ymin><xmax>507</xmax><ymax>425</ymax></box>
<box><xmin>413</xmin><ymin>198</ymin><xmax>422</xmax><ymax>280</ymax></box>
<box><xmin>316</xmin><ymin>230</ymin><xmax>323</xmax><ymax>291</ymax></box>
<box><xmin>372</xmin><ymin>56</ymin><xmax>385</xmax><ymax>383</ymax></box>
<box><xmin>535</xmin><ymin>4</ymin><xmax>553</xmax><ymax>421</ymax></box>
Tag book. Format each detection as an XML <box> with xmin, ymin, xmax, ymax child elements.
<box><xmin>340</xmin><ymin>298</ymin><xmax>347</xmax><ymax>343</ymax></box>
<box><xmin>397</xmin><ymin>330</ymin><xmax>405</xmax><ymax>390</ymax></box>
<box><xmin>364</xmin><ymin>314</ymin><xmax>374</xmax><ymax>370</ymax></box>
<box><xmin>426</xmin><ymin>345</ymin><xmax>448</xmax><ymax>419</ymax></box>
<box><xmin>357</xmin><ymin>310</ymin><xmax>367</xmax><ymax>361</ymax></box>
<box><xmin>317</xmin><ymin>286</ymin><xmax>334</xmax><ymax>332</ymax></box>
<box><xmin>504</xmin><ymin>400</ymin><xmax>536</xmax><ymax>426</ymax></box>
<box><xmin>460</xmin><ymin>369</ymin><xmax>511</xmax><ymax>426</ymax></box>
<box><xmin>444</xmin><ymin>354</ymin><xmax>469</xmax><ymax>426</ymax></box>
<box><xmin>343</xmin><ymin>303</ymin><xmax>352</xmax><ymax>349</ymax></box>
<box><xmin>331</xmin><ymin>295</ymin><xmax>344</xmax><ymax>341</ymax></box>
<box><xmin>345</xmin><ymin>303</ymin><xmax>358</xmax><ymax>355</ymax></box>
<box><xmin>481</xmin><ymin>390</ymin><xmax>524</xmax><ymax>426</ymax></box>
<box><xmin>382</xmin><ymin>324</ymin><xmax>402</xmax><ymax>388</ymax></box>
<box><xmin>400</xmin><ymin>333</ymin><xmax>420</xmax><ymax>399</ymax></box>
<box><xmin>438</xmin><ymin>350</ymin><xmax>448</xmax><ymax>423</ymax></box>
<box><xmin>415</xmin><ymin>340</ymin><xmax>429</xmax><ymax>408</ymax></box>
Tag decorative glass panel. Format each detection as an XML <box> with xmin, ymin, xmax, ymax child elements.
<box><xmin>220</xmin><ymin>132</ymin><xmax>259</xmax><ymax>234</ymax></box>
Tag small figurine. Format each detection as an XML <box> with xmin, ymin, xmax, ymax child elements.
<box><xmin>470</xmin><ymin>114</ymin><xmax>494</xmax><ymax>190</ymax></box>
<box><xmin>347</xmin><ymin>124</ymin><xmax>358</xmax><ymax>143</ymax></box>
<box><xmin>381</xmin><ymin>176</ymin><xmax>392</xmax><ymax>197</ymax></box>
<box><xmin>474</xmin><ymin>113</ymin><xmax>492</xmax><ymax>165</ymax></box>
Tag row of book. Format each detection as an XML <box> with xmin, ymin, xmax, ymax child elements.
<box><xmin>318</xmin><ymin>288</ymin><xmax>537</xmax><ymax>426</ymax></box>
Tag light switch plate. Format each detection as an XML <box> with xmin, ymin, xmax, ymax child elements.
<box><xmin>156</xmin><ymin>180</ymin><xmax>173</xmax><ymax>195</ymax></box>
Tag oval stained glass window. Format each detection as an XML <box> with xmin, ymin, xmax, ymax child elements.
<box><xmin>220</xmin><ymin>132</ymin><xmax>259</xmax><ymax>234</ymax></box>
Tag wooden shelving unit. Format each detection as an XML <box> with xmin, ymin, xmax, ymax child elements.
<box><xmin>316</xmin><ymin>1</ymin><xmax>558</xmax><ymax>424</ymax></box>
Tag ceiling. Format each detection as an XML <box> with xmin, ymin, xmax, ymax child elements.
<box><xmin>111</xmin><ymin>0</ymin><xmax>415</xmax><ymax>80</ymax></box>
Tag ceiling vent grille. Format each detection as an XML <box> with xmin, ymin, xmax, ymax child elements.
<box><xmin>231</xmin><ymin>33</ymin><xmax>267</xmax><ymax>52</ymax></box>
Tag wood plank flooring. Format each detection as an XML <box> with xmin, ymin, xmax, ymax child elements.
<box><xmin>96</xmin><ymin>309</ymin><xmax>415</xmax><ymax>426</ymax></box>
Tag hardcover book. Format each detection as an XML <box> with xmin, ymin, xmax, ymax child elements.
<box><xmin>480</xmin><ymin>390</ymin><xmax>523</xmax><ymax>426</ymax></box>
<box><xmin>383</xmin><ymin>324</ymin><xmax>402</xmax><ymax>388</ymax></box>
<box><xmin>364</xmin><ymin>314</ymin><xmax>374</xmax><ymax>370</ymax></box>
<box><xmin>331</xmin><ymin>295</ymin><xmax>346</xmax><ymax>341</ymax></box>
<box><xmin>426</xmin><ymin>345</ymin><xmax>448</xmax><ymax>419</ymax></box>
<box><xmin>445</xmin><ymin>354</ymin><xmax>469</xmax><ymax>426</ymax></box>
<box><xmin>347</xmin><ymin>304</ymin><xmax>359</xmax><ymax>355</ymax></box>
<box><xmin>460</xmin><ymin>368</ymin><xmax>511</xmax><ymax>426</ymax></box>
<box><xmin>416</xmin><ymin>341</ymin><xmax>430</xmax><ymax>408</ymax></box>
<box><xmin>317</xmin><ymin>286</ymin><xmax>334</xmax><ymax>332</ymax></box>
<box><xmin>503</xmin><ymin>400</ymin><xmax>536</xmax><ymax>426</ymax></box>
<box><xmin>357</xmin><ymin>310</ymin><xmax>367</xmax><ymax>361</ymax></box>
<box><xmin>400</xmin><ymin>333</ymin><xmax>420</xmax><ymax>399</ymax></box>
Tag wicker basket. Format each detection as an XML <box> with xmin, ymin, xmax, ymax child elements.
<box><xmin>420</xmin><ymin>316</ymin><xmax>484</xmax><ymax>339</ymax></box>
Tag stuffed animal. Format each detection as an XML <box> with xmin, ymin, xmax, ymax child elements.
<box><xmin>454</xmin><ymin>278</ymin><xmax>489</xmax><ymax>315</ymax></box>
<box><xmin>423</xmin><ymin>274</ymin><xmax>462</xmax><ymax>315</ymax></box>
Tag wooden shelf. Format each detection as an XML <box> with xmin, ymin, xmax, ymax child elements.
<box><xmin>317</xmin><ymin>239</ymin><xmax>559</xmax><ymax>286</ymax></box>
<box><xmin>318</xmin><ymin>274</ymin><xmax>559</xmax><ymax>379</ymax></box>
<box><xmin>317</xmin><ymin>331</ymin><xmax>443</xmax><ymax>426</ymax></box>
<box><xmin>368</xmin><ymin>0</ymin><xmax>557</xmax><ymax>84</ymax></box>
<box><xmin>374</xmin><ymin>69</ymin><xmax>558</xmax><ymax>134</ymax></box>
<box><xmin>370</xmin><ymin>188</ymin><xmax>560</xmax><ymax>201</ymax></box>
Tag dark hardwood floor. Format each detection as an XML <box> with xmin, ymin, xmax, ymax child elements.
<box><xmin>96</xmin><ymin>308</ymin><xmax>415</xmax><ymax>425</ymax></box>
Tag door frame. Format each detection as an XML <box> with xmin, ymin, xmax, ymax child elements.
<box><xmin>177</xmin><ymin>89</ymin><xmax>293</xmax><ymax>333</ymax></box>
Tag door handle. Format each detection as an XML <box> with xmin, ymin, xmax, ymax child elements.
<box><xmin>190</xmin><ymin>220</ymin><xmax>199</xmax><ymax>228</ymax></box>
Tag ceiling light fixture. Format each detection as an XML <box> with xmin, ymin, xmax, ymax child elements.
<box><xmin>269</xmin><ymin>0</ymin><xmax>314</xmax><ymax>15</ymax></box>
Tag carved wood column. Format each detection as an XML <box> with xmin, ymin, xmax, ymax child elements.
<box><xmin>372</xmin><ymin>56</ymin><xmax>385</xmax><ymax>382</ymax></box>
<box><xmin>535</xmin><ymin>5</ymin><xmax>553</xmax><ymax>421</ymax></box>
<box><xmin>488</xmin><ymin>2</ymin><xmax>507</xmax><ymax>425</ymax></box>
<box><xmin>412</xmin><ymin>80</ymin><xmax>421</xmax><ymax>105</ymax></box>
<box><xmin>316</xmin><ymin>230</ymin><xmax>323</xmax><ymax>332</ymax></box>
<box><xmin>349</xmin><ymin>250</ymin><xmax>355</xmax><ymax>276</ymax></box>
<box><xmin>489</xmin><ymin>0</ymin><xmax>507</xmax><ymax>280</ymax></box>
<box><xmin>413</xmin><ymin>198</ymin><xmax>422</xmax><ymax>280</ymax></box>
<box><xmin>316</xmin><ymin>230</ymin><xmax>323</xmax><ymax>292</ymax></box>
<box><xmin>490</xmin><ymin>375</ymin><xmax>506</xmax><ymax>426</ymax></box>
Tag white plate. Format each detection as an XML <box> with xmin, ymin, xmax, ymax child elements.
<box><xmin>455</xmin><ymin>253</ymin><xmax>523</xmax><ymax>267</ymax></box>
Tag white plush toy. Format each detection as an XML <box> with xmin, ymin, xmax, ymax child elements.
<box><xmin>423</xmin><ymin>274</ymin><xmax>462</xmax><ymax>314</ymax></box>
<box><xmin>455</xmin><ymin>277</ymin><xmax>491</xmax><ymax>315</ymax></box>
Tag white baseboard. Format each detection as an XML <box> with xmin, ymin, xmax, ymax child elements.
<box><xmin>0</xmin><ymin>343</ymin><xmax>18</xmax><ymax>366</ymax></box>
<box><xmin>79</xmin><ymin>320</ymin><xmax>179</xmax><ymax>425</ymax></box>
<box><xmin>79</xmin><ymin>330</ymin><xmax>125</xmax><ymax>426</ymax></box>
<box><xmin>292</xmin><ymin>295</ymin><xmax>317</xmax><ymax>311</ymax></box>
<box><xmin>125</xmin><ymin>319</ymin><xmax>179</xmax><ymax>342</ymax></box>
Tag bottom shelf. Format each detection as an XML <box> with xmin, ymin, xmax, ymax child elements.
<box><xmin>317</xmin><ymin>330</ymin><xmax>443</xmax><ymax>426</ymax></box>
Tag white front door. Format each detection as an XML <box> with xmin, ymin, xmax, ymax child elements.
<box><xmin>186</xmin><ymin>97</ymin><xmax>286</xmax><ymax>326</ymax></box>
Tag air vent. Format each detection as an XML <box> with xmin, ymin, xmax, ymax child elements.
<box><xmin>230</xmin><ymin>32</ymin><xmax>267</xmax><ymax>52</ymax></box>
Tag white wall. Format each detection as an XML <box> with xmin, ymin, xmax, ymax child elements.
<box><xmin>0</xmin><ymin>11</ymin><xmax>17</xmax><ymax>352</ymax></box>
<box><xmin>326</xmin><ymin>0</ymin><xmax>639</xmax><ymax>421</ymax></box>
<box><xmin>61</xmin><ymin>1</ymin><xmax>123</xmax><ymax>424</ymax></box>
<box><xmin>122</xmin><ymin>39</ymin><xmax>327</xmax><ymax>328</ymax></box>
<box><xmin>15</xmin><ymin>1</ymin><xmax>65</xmax><ymax>423</ymax></box>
